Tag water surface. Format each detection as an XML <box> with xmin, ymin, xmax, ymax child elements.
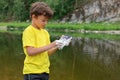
<box><xmin>0</xmin><ymin>32</ymin><xmax>120</xmax><ymax>80</ymax></box>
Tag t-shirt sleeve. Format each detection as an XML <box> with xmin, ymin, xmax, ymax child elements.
<box><xmin>22</xmin><ymin>30</ymin><xmax>35</xmax><ymax>48</ymax></box>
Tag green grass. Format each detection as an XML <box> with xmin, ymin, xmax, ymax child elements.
<box><xmin>47</xmin><ymin>22</ymin><xmax>120</xmax><ymax>30</ymax></box>
<box><xmin>50</xmin><ymin>31</ymin><xmax>120</xmax><ymax>40</ymax></box>
<box><xmin>0</xmin><ymin>22</ymin><xmax>30</xmax><ymax>27</ymax></box>
<box><xmin>0</xmin><ymin>22</ymin><xmax>120</xmax><ymax>30</ymax></box>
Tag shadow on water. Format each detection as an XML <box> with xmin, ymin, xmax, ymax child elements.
<box><xmin>0</xmin><ymin>32</ymin><xmax>120</xmax><ymax>80</ymax></box>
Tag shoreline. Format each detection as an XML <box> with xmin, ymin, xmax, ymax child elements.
<box><xmin>0</xmin><ymin>26</ymin><xmax>120</xmax><ymax>35</ymax></box>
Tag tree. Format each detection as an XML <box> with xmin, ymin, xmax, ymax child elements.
<box><xmin>0</xmin><ymin>0</ymin><xmax>14</xmax><ymax>21</ymax></box>
<box><xmin>53</xmin><ymin>0</ymin><xmax>75</xmax><ymax>19</ymax></box>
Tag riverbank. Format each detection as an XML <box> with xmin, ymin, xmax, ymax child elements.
<box><xmin>0</xmin><ymin>22</ymin><xmax>120</xmax><ymax>34</ymax></box>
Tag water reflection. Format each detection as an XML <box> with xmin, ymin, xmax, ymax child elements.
<box><xmin>0</xmin><ymin>32</ymin><xmax>120</xmax><ymax>80</ymax></box>
<box><xmin>72</xmin><ymin>38</ymin><xmax>120</xmax><ymax>66</ymax></box>
<box><xmin>50</xmin><ymin>37</ymin><xmax>120</xmax><ymax>80</ymax></box>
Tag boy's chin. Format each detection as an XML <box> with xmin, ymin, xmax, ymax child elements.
<box><xmin>38</xmin><ymin>26</ymin><xmax>44</xmax><ymax>29</ymax></box>
<box><xmin>41</xmin><ymin>26</ymin><xmax>45</xmax><ymax>28</ymax></box>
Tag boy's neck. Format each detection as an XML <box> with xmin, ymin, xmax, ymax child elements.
<box><xmin>31</xmin><ymin>22</ymin><xmax>41</xmax><ymax>30</ymax></box>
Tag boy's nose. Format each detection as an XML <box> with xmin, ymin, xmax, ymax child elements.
<box><xmin>44</xmin><ymin>21</ymin><xmax>48</xmax><ymax>25</ymax></box>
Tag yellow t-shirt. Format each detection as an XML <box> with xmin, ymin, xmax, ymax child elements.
<box><xmin>22</xmin><ymin>25</ymin><xmax>50</xmax><ymax>74</ymax></box>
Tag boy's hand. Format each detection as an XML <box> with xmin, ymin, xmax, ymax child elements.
<box><xmin>55</xmin><ymin>35</ymin><xmax>72</xmax><ymax>50</ymax></box>
<box><xmin>55</xmin><ymin>40</ymin><xmax>65</xmax><ymax>50</ymax></box>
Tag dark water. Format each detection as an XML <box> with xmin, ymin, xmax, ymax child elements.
<box><xmin>0</xmin><ymin>32</ymin><xmax>120</xmax><ymax>80</ymax></box>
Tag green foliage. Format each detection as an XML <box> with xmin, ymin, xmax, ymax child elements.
<box><xmin>0</xmin><ymin>0</ymin><xmax>14</xmax><ymax>21</ymax></box>
<box><xmin>1</xmin><ymin>0</ymin><xmax>119</xmax><ymax>22</ymax></box>
<box><xmin>13</xmin><ymin>0</ymin><xmax>26</xmax><ymax>21</ymax></box>
<box><xmin>52</xmin><ymin>0</ymin><xmax>75</xmax><ymax>19</ymax></box>
<box><xmin>0</xmin><ymin>0</ymin><xmax>76</xmax><ymax>21</ymax></box>
<box><xmin>12</xmin><ymin>0</ymin><xmax>38</xmax><ymax>21</ymax></box>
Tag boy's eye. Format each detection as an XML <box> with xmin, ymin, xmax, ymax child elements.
<box><xmin>41</xmin><ymin>20</ymin><xmax>47</xmax><ymax>22</ymax></box>
<box><xmin>42</xmin><ymin>20</ymin><xmax>46</xmax><ymax>22</ymax></box>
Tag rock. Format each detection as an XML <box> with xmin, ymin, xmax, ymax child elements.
<box><xmin>61</xmin><ymin>0</ymin><xmax>120</xmax><ymax>23</ymax></box>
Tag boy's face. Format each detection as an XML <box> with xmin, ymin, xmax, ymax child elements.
<box><xmin>32</xmin><ymin>15</ymin><xmax>48</xmax><ymax>29</ymax></box>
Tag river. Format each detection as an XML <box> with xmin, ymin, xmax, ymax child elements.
<box><xmin>0</xmin><ymin>32</ymin><xmax>120</xmax><ymax>80</ymax></box>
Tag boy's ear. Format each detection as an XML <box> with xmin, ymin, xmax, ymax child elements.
<box><xmin>31</xmin><ymin>14</ymin><xmax>37</xmax><ymax>19</ymax></box>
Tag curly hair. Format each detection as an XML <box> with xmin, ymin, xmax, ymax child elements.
<box><xmin>30</xmin><ymin>2</ymin><xmax>54</xmax><ymax>19</ymax></box>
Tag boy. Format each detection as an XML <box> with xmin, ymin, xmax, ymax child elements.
<box><xmin>22</xmin><ymin>2</ymin><xmax>71</xmax><ymax>80</ymax></box>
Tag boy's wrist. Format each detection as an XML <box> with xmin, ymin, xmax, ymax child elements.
<box><xmin>51</xmin><ymin>41</ymin><xmax>57</xmax><ymax>47</ymax></box>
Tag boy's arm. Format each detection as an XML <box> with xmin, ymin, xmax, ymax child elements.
<box><xmin>48</xmin><ymin>47</ymin><xmax>58</xmax><ymax>56</ymax></box>
<box><xmin>26</xmin><ymin>41</ymin><xmax>57</xmax><ymax>56</ymax></box>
